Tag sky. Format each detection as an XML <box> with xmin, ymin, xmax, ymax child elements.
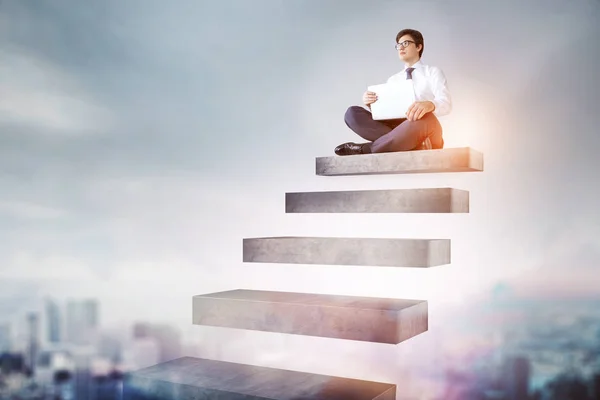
<box><xmin>1</xmin><ymin>0</ymin><xmax>600</xmax><ymax>394</ymax></box>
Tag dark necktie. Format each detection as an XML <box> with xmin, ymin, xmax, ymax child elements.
<box><xmin>406</xmin><ymin>67</ymin><xmax>415</xmax><ymax>80</ymax></box>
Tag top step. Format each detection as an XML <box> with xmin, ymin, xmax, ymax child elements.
<box><xmin>316</xmin><ymin>147</ymin><xmax>483</xmax><ymax>176</ymax></box>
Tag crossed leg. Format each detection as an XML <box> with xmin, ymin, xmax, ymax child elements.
<box><xmin>343</xmin><ymin>105</ymin><xmax>443</xmax><ymax>153</ymax></box>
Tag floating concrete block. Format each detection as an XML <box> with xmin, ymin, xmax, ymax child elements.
<box><xmin>286</xmin><ymin>187</ymin><xmax>469</xmax><ymax>213</ymax></box>
<box><xmin>122</xmin><ymin>356</ymin><xmax>396</xmax><ymax>400</ymax></box>
<box><xmin>243</xmin><ymin>236</ymin><xmax>450</xmax><ymax>267</ymax></box>
<box><xmin>192</xmin><ymin>289</ymin><xmax>427</xmax><ymax>344</ymax></box>
<box><xmin>316</xmin><ymin>147</ymin><xmax>483</xmax><ymax>176</ymax></box>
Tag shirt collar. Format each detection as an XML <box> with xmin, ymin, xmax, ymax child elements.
<box><xmin>403</xmin><ymin>59</ymin><xmax>423</xmax><ymax>71</ymax></box>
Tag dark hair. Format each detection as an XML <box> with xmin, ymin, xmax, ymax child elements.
<box><xmin>395</xmin><ymin>28</ymin><xmax>424</xmax><ymax>58</ymax></box>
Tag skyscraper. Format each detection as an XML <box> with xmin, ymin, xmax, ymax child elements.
<box><xmin>503</xmin><ymin>355</ymin><xmax>531</xmax><ymax>400</ymax></box>
<box><xmin>26</xmin><ymin>312</ymin><xmax>40</xmax><ymax>375</ymax></box>
<box><xmin>132</xmin><ymin>322</ymin><xmax>182</xmax><ymax>363</ymax></box>
<box><xmin>45</xmin><ymin>298</ymin><xmax>61</xmax><ymax>344</ymax></box>
<box><xmin>66</xmin><ymin>299</ymin><xmax>99</xmax><ymax>346</ymax></box>
<box><xmin>0</xmin><ymin>323</ymin><xmax>11</xmax><ymax>352</ymax></box>
<box><xmin>592</xmin><ymin>373</ymin><xmax>600</xmax><ymax>400</ymax></box>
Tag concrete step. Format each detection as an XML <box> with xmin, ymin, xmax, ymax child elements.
<box><xmin>286</xmin><ymin>187</ymin><xmax>469</xmax><ymax>213</ymax></box>
<box><xmin>192</xmin><ymin>289</ymin><xmax>427</xmax><ymax>344</ymax></box>
<box><xmin>316</xmin><ymin>147</ymin><xmax>483</xmax><ymax>176</ymax></box>
<box><xmin>123</xmin><ymin>356</ymin><xmax>396</xmax><ymax>400</ymax></box>
<box><xmin>243</xmin><ymin>236</ymin><xmax>450</xmax><ymax>267</ymax></box>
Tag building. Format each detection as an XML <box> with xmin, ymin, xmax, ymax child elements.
<box><xmin>66</xmin><ymin>299</ymin><xmax>99</xmax><ymax>346</ymax></box>
<box><xmin>45</xmin><ymin>298</ymin><xmax>62</xmax><ymax>344</ymax></box>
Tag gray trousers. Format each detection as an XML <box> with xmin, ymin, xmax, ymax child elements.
<box><xmin>344</xmin><ymin>105</ymin><xmax>444</xmax><ymax>152</ymax></box>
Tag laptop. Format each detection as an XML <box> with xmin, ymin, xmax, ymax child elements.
<box><xmin>368</xmin><ymin>79</ymin><xmax>416</xmax><ymax>120</ymax></box>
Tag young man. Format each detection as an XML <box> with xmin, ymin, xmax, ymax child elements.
<box><xmin>335</xmin><ymin>28</ymin><xmax>452</xmax><ymax>156</ymax></box>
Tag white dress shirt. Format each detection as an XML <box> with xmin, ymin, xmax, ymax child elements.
<box><xmin>385</xmin><ymin>60</ymin><xmax>452</xmax><ymax>117</ymax></box>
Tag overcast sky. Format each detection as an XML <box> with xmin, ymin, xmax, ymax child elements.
<box><xmin>1</xmin><ymin>0</ymin><xmax>599</xmax><ymax>393</ymax></box>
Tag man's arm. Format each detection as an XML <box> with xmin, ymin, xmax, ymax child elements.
<box><xmin>429</xmin><ymin>67</ymin><xmax>452</xmax><ymax>117</ymax></box>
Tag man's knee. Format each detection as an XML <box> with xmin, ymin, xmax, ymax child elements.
<box><xmin>424</xmin><ymin>111</ymin><xmax>440</xmax><ymax>122</ymax></box>
<box><xmin>414</xmin><ymin>112</ymin><xmax>441</xmax><ymax>130</ymax></box>
<box><xmin>412</xmin><ymin>111</ymin><xmax>438</xmax><ymax>123</ymax></box>
<box><xmin>344</xmin><ymin>105</ymin><xmax>365</xmax><ymax>126</ymax></box>
<box><xmin>421</xmin><ymin>112</ymin><xmax>443</xmax><ymax>148</ymax></box>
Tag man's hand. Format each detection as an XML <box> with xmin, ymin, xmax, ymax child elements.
<box><xmin>362</xmin><ymin>90</ymin><xmax>378</xmax><ymax>107</ymax></box>
<box><xmin>406</xmin><ymin>101</ymin><xmax>435</xmax><ymax>121</ymax></box>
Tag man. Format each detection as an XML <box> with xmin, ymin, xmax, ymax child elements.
<box><xmin>335</xmin><ymin>28</ymin><xmax>452</xmax><ymax>156</ymax></box>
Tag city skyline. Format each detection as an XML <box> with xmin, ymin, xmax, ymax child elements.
<box><xmin>2</xmin><ymin>287</ymin><xmax>600</xmax><ymax>398</ymax></box>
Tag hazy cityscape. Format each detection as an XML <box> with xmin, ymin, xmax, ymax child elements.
<box><xmin>433</xmin><ymin>288</ymin><xmax>600</xmax><ymax>399</ymax></box>
<box><xmin>0</xmin><ymin>296</ymin><xmax>185</xmax><ymax>400</ymax></box>
<box><xmin>0</xmin><ymin>285</ymin><xmax>600</xmax><ymax>399</ymax></box>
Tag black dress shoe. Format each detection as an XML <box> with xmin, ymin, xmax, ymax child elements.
<box><xmin>334</xmin><ymin>142</ymin><xmax>370</xmax><ymax>156</ymax></box>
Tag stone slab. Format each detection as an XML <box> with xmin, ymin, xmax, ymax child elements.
<box><xmin>286</xmin><ymin>187</ymin><xmax>469</xmax><ymax>213</ymax></box>
<box><xmin>122</xmin><ymin>356</ymin><xmax>396</xmax><ymax>400</ymax></box>
<box><xmin>316</xmin><ymin>147</ymin><xmax>483</xmax><ymax>176</ymax></box>
<box><xmin>192</xmin><ymin>289</ymin><xmax>428</xmax><ymax>344</ymax></box>
<box><xmin>243</xmin><ymin>236</ymin><xmax>450</xmax><ymax>267</ymax></box>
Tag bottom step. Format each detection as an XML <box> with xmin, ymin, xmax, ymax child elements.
<box><xmin>123</xmin><ymin>357</ymin><xmax>396</xmax><ymax>400</ymax></box>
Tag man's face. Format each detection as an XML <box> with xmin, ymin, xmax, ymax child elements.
<box><xmin>396</xmin><ymin>34</ymin><xmax>420</xmax><ymax>62</ymax></box>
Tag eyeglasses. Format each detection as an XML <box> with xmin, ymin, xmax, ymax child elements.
<box><xmin>395</xmin><ymin>40</ymin><xmax>415</xmax><ymax>50</ymax></box>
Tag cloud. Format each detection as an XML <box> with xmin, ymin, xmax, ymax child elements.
<box><xmin>0</xmin><ymin>252</ymin><xmax>98</xmax><ymax>280</ymax></box>
<box><xmin>0</xmin><ymin>200</ymin><xmax>66</xmax><ymax>220</ymax></box>
<box><xmin>0</xmin><ymin>0</ymin><xmax>352</xmax><ymax>181</ymax></box>
<box><xmin>0</xmin><ymin>46</ymin><xmax>115</xmax><ymax>135</ymax></box>
<box><xmin>0</xmin><ymin>172</ymin><xmax>279</xmax><ymax>281</ymax></box>
<box><xmin>506</xmin><ymin>216</ymin><xmax>600</xmax><ymax>298</ymax></box>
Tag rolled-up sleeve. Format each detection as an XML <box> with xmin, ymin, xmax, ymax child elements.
<box><xmin>430</xmin><ymin>67</ymin><xmax>452</xmax><ymax>117</ymax></box>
